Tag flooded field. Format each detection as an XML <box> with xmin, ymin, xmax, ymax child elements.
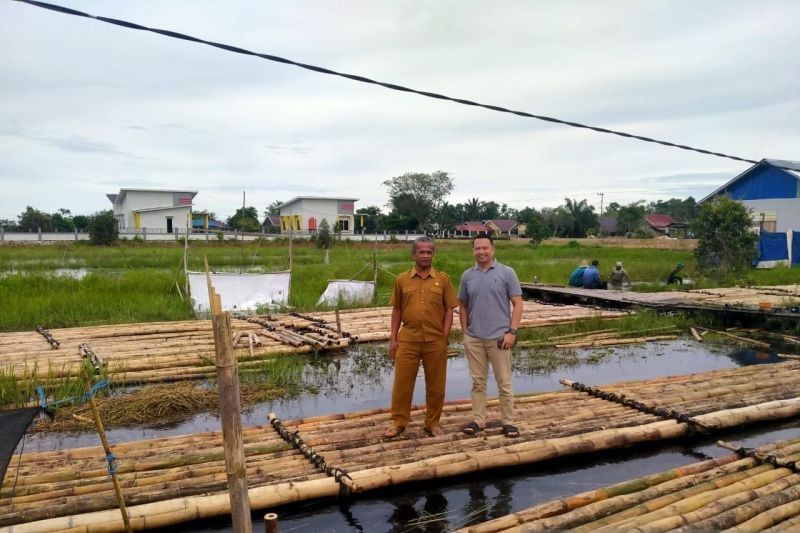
<box><xmin>17</xmin><ymin>339</ymin><xmax>796</xmax><ymax>532</ymax></box>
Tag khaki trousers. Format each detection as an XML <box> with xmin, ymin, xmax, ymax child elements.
<box><xmin>390</xmin><ymin>339</ymin><xmax>448</xmax><ymax>430</ymax></box>
<box><xmin>462</xmin><ymin>333</ymin><xmax>514</xmax><ymax>427</ymax></box>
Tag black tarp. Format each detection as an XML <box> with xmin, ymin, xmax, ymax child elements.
<box><xmin>0</xmin><ymin>408</ymin><xmax>38</xmax><ymax>486</ymax></box>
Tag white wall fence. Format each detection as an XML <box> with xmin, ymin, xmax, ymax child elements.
<box><xmin>0</xmin><ymin>227</ymin><xmax>427</xmax><ymax>243</ymax></box>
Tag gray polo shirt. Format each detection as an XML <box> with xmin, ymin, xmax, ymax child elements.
<box><xmin>458</xmin><ymin>259</ymin><xmax>522</xmax><ymax>340</ymax></box>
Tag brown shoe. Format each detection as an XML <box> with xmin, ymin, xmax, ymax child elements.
<box><xmin>424</xmin><ymin>426</ymin><xmax>445</xmax><ymax>437</ymax></box>
<box><xmin>383</xmin><ymin>426</ymin><xmax>405</xmax><ymax>439</ymax></box>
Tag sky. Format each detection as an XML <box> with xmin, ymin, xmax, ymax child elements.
<box><xmin>1</xmin><ymin>0</ymin><xmax>799</xmax><ymax>222</ymax></box>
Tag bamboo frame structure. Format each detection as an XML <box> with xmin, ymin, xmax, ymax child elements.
<box><xmin>2</xmin><ymin>361</ymin><xmax>799</xmax><ymax>532</ymax></box>
<box><xmin>0</xmin><ymin>302</ymin><xmax>626</xmax><ymax>386</ymax></box>
<box><xmin>458</xmin><ymin>435</ymin><xmax>800</xmax><ymax>532</ymax></box>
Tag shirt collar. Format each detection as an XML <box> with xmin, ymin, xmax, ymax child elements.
<box><xmin>410</xmin><ymin>266</ymin><xmax>438</xmax><ymax>278</ymax></box>
<box><xmin>472</xmin><ymin>259</ymin><xmax>497</xmax><ymax>271</ymax></box>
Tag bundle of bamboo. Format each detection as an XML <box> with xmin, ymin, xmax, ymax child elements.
<box><xmin>459</xmin><ymin>435</ymin><xmax>800</xmax><ymax>532</ymax></box>
<box><xmin>0</xmin><ymin>302</ymin><xmax>625</xmax><ymax>386</ymax></box>
<box><xmin>2</xmin><ymin>361</ymin><xmax>799</xmax><ymax>532</ymax></box>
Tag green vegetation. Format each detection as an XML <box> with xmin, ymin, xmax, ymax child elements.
<box><xmin>0</xmin><ymin>238</ymin><xmax>795</xmax><ymax>331</ymax></box>
<box><xmin>693</xmin><ymin>196</ymin><xmax>758</xmax><ymax>277</ymax></box>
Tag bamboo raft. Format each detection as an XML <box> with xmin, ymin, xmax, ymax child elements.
<box><xmin>0</xmin><ymin>302</ymin><xmax>625</xmax><ymax>384</ymax></box>
<box><xmin>2</xmin><ymin>361</ymin><xmax>799</xmax><ymax>532</ymax></box>
<box><xmin>521</xmin><ymin>284</ymin><xmax>800</xmax><ymax>319</ymax></box>
<box><xmin>460</xmin><ymin>435</ymin><xmax>800</xmax><ymax>532</ymax></box>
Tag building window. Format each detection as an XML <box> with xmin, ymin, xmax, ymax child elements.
<box><xmin>166</xmin><ymin>217</ymin><xmax>173</xmax><ymax>234</ymax></box>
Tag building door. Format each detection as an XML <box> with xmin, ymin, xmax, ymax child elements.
<box><xmin>166</xmin><ymin>217</ymin><xmax>173</xmax><ymax>234</ymax></box>
<box><xmin>308</xmin><ymin>217</ymin><xmax>317</xmax><ymax>231</ymax></box>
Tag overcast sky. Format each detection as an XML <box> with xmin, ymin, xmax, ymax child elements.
<box><xmin>1</xmin><ymin>1</ymin><xmax>799</xmax><ymax>221</ymax></box>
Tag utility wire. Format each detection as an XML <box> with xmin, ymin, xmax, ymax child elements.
<box><xmin>12</xmin><ymin>0</ymin><xmax>781</xmax><ymax>168</ymax></box>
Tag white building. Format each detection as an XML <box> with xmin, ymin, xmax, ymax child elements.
<box><xmin>277</xmin><ymin>196</ymin><xmax>358</xmax><ymax>234</ymax></box>
<box><xmin>107</xmin><ymin>188</ymin><xmax>197</xmax><ymax>233</ymax></box>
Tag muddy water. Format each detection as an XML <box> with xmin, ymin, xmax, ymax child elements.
<box><xmin>21</xmin><ymin>340</ymin><xmax>796</xmax><ymax>532</ymax></box>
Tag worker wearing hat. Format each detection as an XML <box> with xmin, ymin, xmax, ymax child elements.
<box><xmin>667</xmin><ymin>262</ymin><xmax>684</xmax><ymax>285</ymax></box>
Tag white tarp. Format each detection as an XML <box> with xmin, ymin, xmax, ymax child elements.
<box><xmin>188</xmin><ymin>271</ymin><xmax>291</xmax><ymax>313</ymax></box>
<box><xmin>317</xmin><ymin>280</ymin><xmax>375</xmax><ymax>306</ymax></box>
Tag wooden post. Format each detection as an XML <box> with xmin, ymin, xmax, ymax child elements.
<box><xmin>205</xmin><ymin>256</ymin><xmax>252</xmax><ymax>533</ymax></box>
<box><xmin>83</xmin><ymin>373</ymin><xmax>132</xmax><ymax>533</ymax></box>
<box><xmin>335</xmin><ymin>309</ymin><xmax>342</xmax><ymax>336</ymax></box>
<box><xmin>264</xmin><ymin>513</ymin><xmax>278</xmax><ymax>533</ymax></box>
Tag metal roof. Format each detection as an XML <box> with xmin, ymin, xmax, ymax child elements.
<box><xmin>277</xmin><ymin>196</ymin><xmax>359</xmax><ymax>210</ymax></box>
<box><xmin>699</xmin><ymin>159</ymin><xmax>800</xmax><ymax>203</ymax></box>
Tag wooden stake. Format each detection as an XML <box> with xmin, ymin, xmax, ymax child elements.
<box><xmin>205</xmin><ymin>256</ymin><xmax>252</xmax><ymax>533</ymax></box>
<box><xmin>264</xmin><ymin>512</ymin><xmax>278</xmax><ymax>533</ymax></box>
<box><xmin>83</xmin><ymin>372</ymin><xmax>132</xmax><ymax>533</ymax></box>
<box><xmin>335</xmin><ymin>309</ymin><xmax>342</xmax><ymax>336</ymax></box>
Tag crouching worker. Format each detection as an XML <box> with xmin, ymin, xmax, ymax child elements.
<box><xmin>568</xmin><ymin>260</ymin><xmax>589</xmax><ymax>287</ymax></box>
<box><xmin>385</xmin><ymin>236</ymin><xmax>459</xmax><ymax>439</ymax></box>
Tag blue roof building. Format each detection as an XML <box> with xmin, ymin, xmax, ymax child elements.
<box><xmin>700</xmin><ymin>159</ymin><xmax>800</xmax><ymax>233</ymax></box>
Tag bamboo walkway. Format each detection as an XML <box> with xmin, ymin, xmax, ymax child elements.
<box><xmin>460</xmin><ymin>435</ymin><xmax>800</xmax><ymax>532</ymax></box>
<box><xmin>2</xmin><ymin>361</ymin><xmax>799</xmax><ymax>532</ymax></box>
<box><xmin>521</xmin><ymin>284</ymin><xmax>800</xmax><ymax>320</ymax></box>
<box><xmin>0</xmin><ymin>302</ymin><xmax>625</xmax><ymax>384</ymax></box>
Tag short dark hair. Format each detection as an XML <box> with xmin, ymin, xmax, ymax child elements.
<box><xmin>472</xmin><ymin>234</ymin><xmax>494</xmax><ymax>246</ymax></box>
<box><xmin>412</xmin><ymin>236</ymin><xmax>434</xmax><ymax>253</ymax></box>
<box><xmin>591</xmin><ymin>259</ymin><xmax>599</xmax><ymax>266</ymax></box>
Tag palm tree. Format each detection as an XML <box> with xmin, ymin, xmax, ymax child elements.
<box><xmin>563</xmin><ymin>198</ymin><xmax>598</xmax><ymax>237</ymax></box>
<box><xmin>464</xmin><ymin>197</ymin><xmax>483</xmax><ymax>221</ymax></box>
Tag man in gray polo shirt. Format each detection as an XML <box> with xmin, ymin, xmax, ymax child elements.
<box><xmin>458</xmin><ymin>235</ymin><xmax>523</xmax><ymax>438</ymax></box>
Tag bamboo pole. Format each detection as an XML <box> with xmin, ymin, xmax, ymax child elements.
<box><xmin>83</xmin><ymin>374</ymin><xmax>132</xmax><ymax>533</ymax></box>
<box><xmin>205</xmin><ymin>256</ymin><xmax>252</xmax><ymax>533</ymax></box>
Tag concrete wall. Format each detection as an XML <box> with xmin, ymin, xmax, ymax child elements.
<box><xmin>743</xmin><ymin>198</ymin><xmax>800</xmax><ymax>233</ymax></box>
<box><xmin>138</xmin><ymin>206</ymin><xmax>192</xmax><ymax>233</ymax></box>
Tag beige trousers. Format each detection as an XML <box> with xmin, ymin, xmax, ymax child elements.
<box><xmin>462</xmin><ymin>333</ymin><xmax>514</xmax><ymax>427</ymax></box>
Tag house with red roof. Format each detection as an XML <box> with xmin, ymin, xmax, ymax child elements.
<box><xmin>454</xmin><ymin>221</ymin><xmax>490</xmax><ymax>237</ymax></box>
<box><xmin>642</xmin><ymin>214</ymin><xmax>689</xmax><ymax>237</ymax></box>
<box><xmin>484</xmin><ymin>219</ymin><xmax>520</xmax><ymax>235</ymax></box>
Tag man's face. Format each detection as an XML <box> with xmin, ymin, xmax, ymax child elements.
<box><xmin>472</xmin><ymin>238</ymin><xmax>494</xmax><ymax>263</ymax></box>
<box><xmin>413</xmin><ymin>242</ymin><xmax>434</xmax><ymax>269</ymax></box>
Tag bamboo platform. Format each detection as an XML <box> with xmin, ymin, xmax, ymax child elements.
<box><xmin>521</xmin><ymin>284</ymin><xmax>800</xmax><ymax>320</ymax></box>
<box><xmin>0</xmin><ymin>302</ymin><xmax>625</xmax><ymax>385</ymax></box>
<box><xmin>460</xmin><ymin>435</ymin><xmax>800</xmax><ymax>532</ymax></box>
<box><xmin>2</xmin><ymin>361</ymin><xmax>799</xmax><ymax>532</ymax></box>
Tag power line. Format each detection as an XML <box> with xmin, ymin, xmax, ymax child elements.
<box><xmin>12</xmin><ymin>0</ymin><xmax>783</xmax><ymax>168</ymax></box>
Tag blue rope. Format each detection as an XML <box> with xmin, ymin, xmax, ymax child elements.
<box><xmin>36</xmin><ymin>378</ymin><xmax>111</xmax><ymax>410</ymax></box>
<box><xmin>105</xmin><ymin>452</ymin><xmax>118</xmax><ymax>476</ymax></box>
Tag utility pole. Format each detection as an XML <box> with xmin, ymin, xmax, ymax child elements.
<box><xmin>596</xmin><ymin>192</ymin><xmax>604</xmax><ymax>217</ymax></box>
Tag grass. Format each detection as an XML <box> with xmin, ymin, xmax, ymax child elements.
<box><xmin>0</xmin><ymin>239</ymin><xmax>796</xmax><ymax>331</ymax></box>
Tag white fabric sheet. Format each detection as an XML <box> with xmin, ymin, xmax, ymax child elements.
<box><xmin>188</xmin><ymin>271</ymin><xmax>290</xmax><ymax>313</ymax></box>
<box><xmin>317</xmin><ymin>280</ymin><xmax>375</xmax><ymax>306</ymax></box>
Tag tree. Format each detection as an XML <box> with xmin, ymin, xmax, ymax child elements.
<box><xmin>72</xmin><ymin>215</ymin><xmax>90</xmax><ymax>231</ymax></box>
<box><xmin>480</xmin><ymin>201</ymin><xmax>501</xmax><ymax>220</ymax></box>
<box><xmin>355</xmin><ymin>206</ymin><xmax>383</xmax><ymax>233</ymax></box>
<box><xmin>647</xmin><ymin>197</ymin><xmax>697</xmax><ymax>223</ymax></box>
<box><xmin>463</xmin><ymin>197</ymin><xmax>483</xmax><ymax>221</ymax></box>
<box><xmin>517</xmin><ymin>208</ymin><xmax>550</xmax><ymax>246</ymax></box>
<box><xmin>316</xmin><ymin>218</ymin><xmax>333</xmax><ymax>249</ymax></box>
<box><xmin>383</xmin><ymin>171</ymin><xmax>454</xmax><ymax>231</ymax></box>
<box><xmin>18</xmin><ymin>206</ymin><xmax>53</xmax><ymax>232</ymax></box>
<box><xmin>51</xmin><ymin>208</ymin><xmax>75</xmax><ymax>232</ymax></box>
<box><xmin>692</xmin><ymin>196</ymin><xmax>758</xmax><ymax>277</ymax></box>
<box><xmin>562</xmin><ymin>198</ymin><xmax>598</xmax><ymax>237</ymax></box>
<box><xmin>87</xmin><ymin>210</ymin><xmax>119</xmax><ymax>245</ymax></box>
<box><xmin>227</xmin><ymin>206</ymin><xmax>260</xmax><ymax>232</ymax></box>
<box><xmin>616</xmin><ymin>200</ymin><xmax>646</xmax><ymax>235</ymax></box>
<box><xmin>265</xmin><ymin>200</ymin><xmax>283</xmax><ymax>217</ymax></box>
<box><xmin>433</xmin><ymin>202</ymin><xmax>459</xmax><ymax>234</ymax></box>
<box><xmin>0</xmin><ymin>219</ymin><xmax>19</xmax><ymax>231</ymax></box>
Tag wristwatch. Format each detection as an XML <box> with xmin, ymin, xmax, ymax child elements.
<box><xmin>506</xmin><ymin>328</ymin><xmax>517</xmax><ymax>335</ymax></box>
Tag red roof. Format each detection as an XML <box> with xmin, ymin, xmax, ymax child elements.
<box><xmin>644</xmin><ymin>214</ymin><xmax>677</xmax><ymax>230</ymax></box>
<box><xmin>455</xmin><ymin>221</ymin><xmax>489</xmax><ymax>232</ymax></box>
<box><xmin>486</xmin><ymin>219</ymin><xmax>518</xmax><ymax>232</ymax></box>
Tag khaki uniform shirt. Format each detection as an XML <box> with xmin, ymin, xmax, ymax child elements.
<box><xmin>390</xmin><ymin>267</ymin><xmax>459</xmax><ymax>343</ymax></box>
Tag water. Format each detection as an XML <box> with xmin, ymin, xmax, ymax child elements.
<box><xmin>19</xmin><ymin>340</ymin><xmax>797</xmax><ymax>532</ymax></box>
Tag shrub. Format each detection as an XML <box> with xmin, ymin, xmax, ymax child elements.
<box><xmin>87</xmin><ymin>210</ymin><xmax>118</xmax><ymax>245</ymax></box>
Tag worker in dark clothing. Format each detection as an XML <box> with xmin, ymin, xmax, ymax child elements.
<box><xmin>667</xmin><ymin>262</ymin><xmax>684</xmax><ymax>285</ymax></box>
<box><xmin>582</xmin><ymin>259</ymin><xmax>607</xmax><ymax>289</ymax></box>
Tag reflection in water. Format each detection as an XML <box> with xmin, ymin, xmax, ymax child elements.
<box><xmin>725</xmin><ymin>348</ymin><xmax>785</xmax><ymax>366</ymax></box>
<box><xmin>388</xmin><ymin>492</ymin><xmax>449</xmax><ymax>532</ymax></box>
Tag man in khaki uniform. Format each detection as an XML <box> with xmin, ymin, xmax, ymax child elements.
<box><xmin>384</xmin><ymin>236</ymin><xmax>459</xmax><ymax>438</ymax></box>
